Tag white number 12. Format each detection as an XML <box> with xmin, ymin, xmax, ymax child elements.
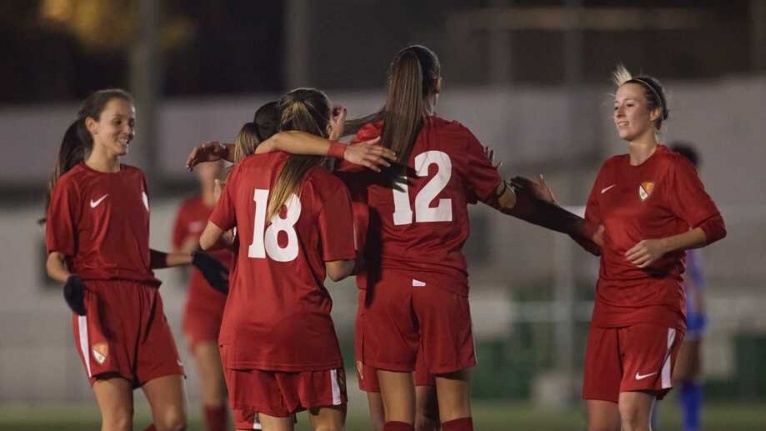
<box><xmin>392</xmin><ymin>151</ymin><xmax>452</xmax><ymax>225</ymax></box>
<box><xmin>248</xmin><ymin>189</ymin><xmax>301</xmax><ymax>262</ymax></box>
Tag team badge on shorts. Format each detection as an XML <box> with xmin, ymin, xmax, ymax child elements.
<box><xmin>639</xmin><ymin>182</ymin><xmax>655</xmax><ymax>201</ymax></box>
<box><xmin>92</xmin><ymin>342</ymin><xmax>109</xmax><ymax>365</ymax></box>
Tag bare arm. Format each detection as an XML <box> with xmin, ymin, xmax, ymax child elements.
<box><xmin>199</xmin><ymin>221</ymin><xmax>226</xmax><ymax>251</ymax></box>
<box><xmin>46</xmin><ymin>252</ymin><xmax>72</xmax><ymax>283</ymax></box>
<box><xmin>150</xmin><ymin>249</ymin><xmax>192</xmax><ymax>269</ymax></box>
<box><xmin>325</xmin><ymin>259</ymin><xmax>355</xmax><ymax>282</ymax></box>
<box><xmin>258</xmin><ymin>131</ymin><xmax>393</xmax><ymax>171</ymax></box>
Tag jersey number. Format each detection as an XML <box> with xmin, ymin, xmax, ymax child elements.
<box><xmin>247</xmin><ymin>189</ymin><xmax>300</xmax><ymax>262</ymax></box>
<box><xmin>392</xmin><ymin>151</ymin><xmax>453</xmax><ymax>225</ymax></box>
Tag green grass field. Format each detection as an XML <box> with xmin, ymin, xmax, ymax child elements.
<box><xmin>1</xmin><ymin>401</ymin><xmax>764</xmax><ymax>430</ymax></box>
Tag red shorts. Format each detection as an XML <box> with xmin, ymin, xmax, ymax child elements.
<box><xmin>182</xmin><ymin>284</ymin><xmax>226</xmax><ymax>351</ymax></box>
<box><xmin>73</xmin><ymin>280</ymin><xmax>184</xmax><ymax>388</ymax></box>
<box><xmin>221</xmin><ymin>345</ymin><xmax>347</xmax><ymax>419</ymax></box>
<box><xmin>582</xmin><ymin>324</ymin><xmax>684</xmax><ymax>403</ymax></box>
<box><xmin>355</xmin><ymin>288</ymin><xmax>435</xmax><ymax>391</ymax></box>
<box><xmin>361</xmin><ymin>270</ymin><xmax>475</xmax><ymax>375</ymax></box>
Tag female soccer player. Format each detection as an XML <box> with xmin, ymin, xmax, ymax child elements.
<box><xmin>172</xmin><ymin>159</ymin><xmax>231</xmax><ymax>431</ymax></box>
<box><xmin>45</xmin><ymin>89</ymin><xmax>228</xmax><ymax>431</ymax></box>
<box><xmin>514</xmin><ymin>67</ymin><xmax>726</xmax><ymax>431</ymax></box>
<box><xmin>199</xmin><ymin>88</ymin><xmax>358</xmax><ymax>431</ymax></box>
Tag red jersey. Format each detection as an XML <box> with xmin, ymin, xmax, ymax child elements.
<box><xmin>210</xmin><ymin>152</ymin><xmax>356</xmax><ymax>371</ymax></box>
<box><xmin>344</xmin><ymin>117</ymin><xmax>502</xmax><ymax>295</ymax></box>
<box><xmin>46</xmin><ymin>163</ymin><xmax>160</xmax><ymax>286</ymax></box>
<box><xmin>172</xmin><ymin>196</ymin><xmax>231</xmax><ymax>302</ymax></box>
<box><xmin>584</xmin><ymin>145</ymin><xmax>723</xmax><ymax>329</ymax></box>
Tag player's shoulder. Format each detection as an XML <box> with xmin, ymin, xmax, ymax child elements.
<box><xmin>355</xmin><ymin>121</ymin><xmax>383</xmax><ymax>141</ymax></box>
<box><xmin>119</xmin><ymin>164</ymin><xmax>145</xmax><ymax>176</ymax></box>
<box><xmin>599</xmin><ymin>154</ymin><xmax>628</xmax><ymax>173</ymax></box>
<box><xmin>54</xmin><ymin>163</ymin><xmax>91</xmax><ymax>192</ymax></box>
<box><xmin>428</xmin><ymin>116</ymin><xmax>472</xmax><ymax>136</ymax></box>
<box><xmin>656</xmin><ymin>144</ymin><xmax>695</xmax><ymax>169</ymax></box>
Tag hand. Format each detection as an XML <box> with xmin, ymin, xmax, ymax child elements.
<box><xmin>191</xmin><ymin>251</ymin><xmax>229</xmax><ymax>294</ymax></box>
<box><xmin>343</xmin><ymin>137</ymin><xmax>396</xmax><ymax>172</ymax></box>
<box><xmin>186</xmin><ymin>141</ymin><xmax>228</xmax><ymax>171</ymax></box>
<box><xmin>483</xmin><ymin>145</ymin><xmax>503</xmax><ymax>169</ymax></box>
<box><xmin>63</xmin><ymin>275</ymin><xmax>87</xmax><ymax>315</ymax></box>
<box><xmin>625</xmin><ymin>238</ymin><xmax>667</xmax><ymax>268</ymax></box>
<box><xmin>511</xmin><ymin>175</ymin><xmax>557</xmax><ymax>204</ymax></box>
<box><xmin>329</xmin><ymin>106</ymin><xmax>347</xmax><ymax>141</ymax></box>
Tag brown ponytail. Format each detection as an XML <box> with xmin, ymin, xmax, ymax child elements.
<box><xmin>267</xmin><ymin>88</ymin><xmax>331</xmax><ymax>220</ymax></box>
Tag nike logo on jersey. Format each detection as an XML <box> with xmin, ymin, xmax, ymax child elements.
<box><xmin>601</xmin><ymin>184</ymin><xmax>616</xmax><ymax>194</ymax></box>
<box><xmin>635</xmin><ymin>371</ymin><xmax>658</xmax><ymax>380</ymax></box>
<box><xmin>90</xmin><ymin>194</ymin><xmax>109</xmax><ymax>208</ymax></box>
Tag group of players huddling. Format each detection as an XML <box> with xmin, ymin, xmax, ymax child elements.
<box><xmin>44</xmin><ymin>45</ymin><xmax>724</xmax><ymax>431</ymax></box>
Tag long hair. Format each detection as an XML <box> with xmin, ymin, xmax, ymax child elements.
<box><xmin>613</xmin><ymin>64</ymin><xmax>669</xmax><ymax>130</ymax></box>
<box><xmin>41</xmin><ymin>89</ymin><xmax>133</xmax><ymax>223</ymax></box>
<box><xmin>345</xmin><ymin>45</ymin><xmax>440</xmax><ymax>162</ymax></box>
<box><xmin>267</xmin><ymin>88</ymin><xmax>331</xmax><ymax>220</ymax></box>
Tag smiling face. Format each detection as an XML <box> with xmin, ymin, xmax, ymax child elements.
<box><xmin>613</xmin><ymin>83</ymin><xmax>661</xmax><ymax>142</ymax></box>
<box><xmin>86</xmin><ymin>98</ymin><xmax>136</xmax><ymax>158</ymax></box>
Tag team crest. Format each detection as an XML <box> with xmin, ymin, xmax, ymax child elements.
<box><xmin>92</xmin><ymin>343</ymin><xmax>108</xmax><ymax>365</ymax></box>
<box><xmin>639</xmin><ymin>182</ymin><xmax>655</xmax><ymax>201</ymax></box>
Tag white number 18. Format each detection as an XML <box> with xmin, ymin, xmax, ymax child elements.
<box><xmin>248</xmin><ymin>189</ymin><xmax>301</xmax><ymax>262</ymax></box>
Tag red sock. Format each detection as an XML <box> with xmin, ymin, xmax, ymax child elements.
<box><xmin>204</xmin><ymin>404</ymin><xmax>229</xmax><ymax>431</ymax></box>
<box><xmin>384</xmin><ymin>421</ymin><xmax>415</xmax><ymax>431</ymax></box>
<box><xmin>143</xmin><ymin>425</ymin><xmax>157</xmax><ymax>431</ymax></box>
<box><xmin>442</xmin><ymin>417</ymin><xmax>473</xmax><ymax>431</ymax></box>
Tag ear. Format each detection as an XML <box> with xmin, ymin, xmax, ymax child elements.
<box><xmin>649</xmin><ymin>107</ymin><xmax>662</xmax><ymax>123</ymax></box>
<box><xmin>85</xmin><ymin>116</ymin><xmax>98</xmax><ymax>136</ymax></box>
<box><xmin>434</xmin><ymin>76</ymin><xmax>442</xmax><ymax>94</ymax></box>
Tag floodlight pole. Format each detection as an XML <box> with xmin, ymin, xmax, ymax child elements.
<box><xmin>130</xmin><ymin>0</ymin><xmax>161</xmax><ymax>185</ymax></box>
<box><xmin>284</xmin><ymin>0</ymin><xmax>311</xmax><ymax>89</ymax></box>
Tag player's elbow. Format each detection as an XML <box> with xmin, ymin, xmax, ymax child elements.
<box><xmin>326</xmin><ymin>259</ymin><xmax>355</xmax><ymax>282</ymax></box>
<box><xmin>199</xmin><ymin>222</ymin><xmax>224</xmax><ymax>251</ymax></box>
<box><xmin>198</xmin><ymin>232</ymin><xmax>217</xmax><ymax>251</ymax></box>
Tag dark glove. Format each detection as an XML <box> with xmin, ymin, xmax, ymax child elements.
<box><xmin>192</xmin><ymin>251</ymin><xmax>229</xmax><ymax>294</ymax></box>
<box><xmin>64</xmin><ymin>275</ymin><xmax>87</xmax><ymax>315</ymax></box>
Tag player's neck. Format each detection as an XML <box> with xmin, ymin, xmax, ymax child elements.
<box><xmin>85</xmin><ymin>150</ymin><xmax>121</xmax><ymax>173</ymax></box>
<box><xmin>627</xmin><ymin>133</ymin><xmax>658</xmax><ymax>166</ymax></box>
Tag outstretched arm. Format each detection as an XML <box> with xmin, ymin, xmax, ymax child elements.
<box><xmin>495</xmin><ymin>176</ymin><xmax>602</xmax><ymax>255</ymax></box>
